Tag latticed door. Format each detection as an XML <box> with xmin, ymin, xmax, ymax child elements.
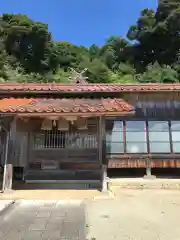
<box><xmin>30</xmin><ymin>117</ymin><xmax>99</xmax><ymax>170</ymax></box>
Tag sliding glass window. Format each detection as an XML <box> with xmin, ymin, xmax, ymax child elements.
<box><xmin>126</xmin><ymin>121</ymin><xmax>147</xmax><ymax>153</ymax></box>
<box><xmin>171</xmin><ymin>121</ymin><xmax>180</xmax><ymax>153</ymax></box>
<box><xmin>106</xmin><ymin>120</ymin><xmax>124</xmax><ymax>156</ymax></box>
<box><xmin>105</xmin><ymin>119</ymin><xmax>180</xmax><ymax>155</ymax></box>
<box><xmin>148</xmin><ymin>121</ymin><xmax>170</xmax><ymax>153</ymax></box>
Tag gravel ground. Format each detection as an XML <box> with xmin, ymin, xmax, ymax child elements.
<box><xmin>86</xmin><ymin>189</ymin><xmax>180</xmax><ymax>240</ymax></box>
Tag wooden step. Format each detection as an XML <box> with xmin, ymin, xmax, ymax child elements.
<box><xmin>23</xmin><ymin>181</ymin><xmax>102</xmax><ymax>189</ymax></box>
<box><xmin>24</xmin><ymin>169</ymin><xmax>101</xmax><ymax>181</ymax></box>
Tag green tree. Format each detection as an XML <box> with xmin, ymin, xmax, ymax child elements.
<box><xmin>100</xmin><ymin>36</ymin><xmax>132</xmax><ymax>70</ymax></box>
<box><xmin>1</xmin><ymin>14</ymin><xmax>58</xmax><ymax>73</ymax></box>
<box><xmin>109</xmin><ymin>63</ymin><xmax>138</xmax><ymax>83</ymax></box>
<box><xmin>55</xmin><ymin>41</ymin><xmax>89</xmax><ymax>72</ymax></box>
<box><xmin>127</xmin><ymin>1</ymin><xmax>180</xmax><ymax>69</ymax></box>
<box><xmin>88</xmin><ymin>44</ymin><xmax>100</xmax><ymax>61</ymax></box>
<box><xmin>140</xmin><ymin>62</ymin><xmax>178</xmax><ymax>83</ymax></box>
<box><xmin>0</xmin><ymin>2</ymin><xmax>180</xmax><ymax>84</ymax></box>
<box><xmin>79</xmin><ymin>58</ymin><xmax>110</xmax><ymax>83</ymax></box>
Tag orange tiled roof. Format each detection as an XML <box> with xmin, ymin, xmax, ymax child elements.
<box><xmin>0</xmin><ymin>98</ymin><xmax>133</xmax><ymax>114</ymax></box>
<box><xmin>0</xmin><ymin>83</ymin><xmax>180</xmax><ymax>93</ymax></box>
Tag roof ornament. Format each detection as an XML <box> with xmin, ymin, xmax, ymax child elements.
<box><xmin>69</xmin><ymin>68</ymin><xmax>88</xmax><ymax>84</ymax></box>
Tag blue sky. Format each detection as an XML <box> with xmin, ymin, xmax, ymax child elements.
<box><xmin>0</xmin><ymin>0</ymin><xmax>157</xmax><ymax>46</ymax></box>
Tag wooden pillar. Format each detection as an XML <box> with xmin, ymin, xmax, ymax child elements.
<box><xmin>2</xmin><ymin>118</ymin><xmax>15</xmax><ymax>192</ymax></box>
<box><xmin>2</xmin><ymin>132</ymin><xmax>14</xmax><ymax>192</ymax></box>
<box><xmin>144</xmin><ymin>121</ymin><xmax>156</xmax><ymax>180</ymax></box>
<box><xmin>3</xmin><ymin>164</ymin><xmax>13</xmax><ymax>191</ymax></box>
<box><xmin>99</xmin><ymin>116</ymin><xmax>108</xmax><ymax>192</ymax></box>
<box><xmin>102</xmin><ymin>164</ymin><xmax>108</xmax><ymax>192</ymax></box>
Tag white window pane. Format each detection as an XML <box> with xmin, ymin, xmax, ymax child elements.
<box><xmin>172</xmin><ymin>132</ymin><xmax>180</xmax><ymax>142</ymax></box>
<box><xmin>171</xmin><ymin>121</ymin><xmax>180</xmax><ymax>131</ymax></box>
<box><xmin>112</xmin><ymin>121</ymin><xmax>123</xmax><ymax>131</ymax></box>
<box><xmin>126</xmin><ymin>121</ymin><xmax>145</xmax><ymax>132</ymax></box>
<box><xmin>148</xmin><ymin>121</ymin><xmax>169</xmax><ymax>131</ymax></box>
<box><xmin>106</xmin><ymin>132</ymin><xmax>124</xmax><ymax>142</ymax></box>
<box><xmin>150</xmin><ymin>142</ymin><xmax>170</xmax><ymax>153</ymax></box>
<box><xmin>106</xmin><ymin>120</ymin><xmax>123</xmax><ymax>131</ymax></box>
<box><xmin>126</xmin><ymin>132</ymin><xmax>147</xmax><ymax>142</ymax></box>
<box><xmin>126</xmin><ymin>142</ymin><xmax>147</xmax><ymax>153</ymax></box>
<box><xmin>173</xmin><ymin>142</ymin><xmax>180</xmax><ymax>153</ymax></box>
<box><xmin>149</xmin><ymin>132</ymin><xmax>170</xmax><ymax>142</ymax></box>
<box><xmin>106</xmin><ymin>142</ymin><xmax>124</xmax><ymax>153</ymax></box>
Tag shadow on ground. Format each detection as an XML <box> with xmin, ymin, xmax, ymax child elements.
<box><xmin>108</xmin><ymin>168</ymin><xmax>180</xmax><ymax>179</ymax></box>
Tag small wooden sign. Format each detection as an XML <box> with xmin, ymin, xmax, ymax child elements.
<box><xmin>41</xmin><ymin>160</ymin><xmax>58</xmax><ymax>170</ymax></box>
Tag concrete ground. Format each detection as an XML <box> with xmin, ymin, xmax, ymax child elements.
<box><xmin>0</xmin><ymin>200</ymin><xmax>86</xmax><ymax>240</ymax></box>
<box><xmin>0</xmin><ymin>200</ymin><xmax>14</xmax><ymax>212</ymax></box>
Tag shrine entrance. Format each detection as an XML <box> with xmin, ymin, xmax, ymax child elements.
<box><xmin>24</xmin><ymin>117</ymin><xmax>101</xmax><ymax>185</ymax></box>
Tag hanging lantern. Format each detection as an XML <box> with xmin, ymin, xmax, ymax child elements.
<box><xmin>57</xmin><ymin>118</ymin><xmax>69</xmax><ymax>131</ymax></box>
<box><xmin>41</xmin><ymin>119</ymin><xmax>52</xmax><ymax>130</ymax></box>
<box><xmin>53</xmin><ymin>120</ymin><xmax>56</xmax><ymax>127</ymax></box>
<box><xmin>76</xmin><ymin>117</ymin><xmax>88</xmax><ymax>130</ymax></box>
<box><xmin>63</xmin><ymin>116</ymin><xmax>77</xmax><ymax>124</ymax></box>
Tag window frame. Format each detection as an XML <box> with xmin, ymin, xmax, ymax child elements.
<box><xmin>170</xmin><ymin>120</ymin><xmax>180</xmax><ymax>153</ymax></box>
<box><xmin>105</xmin><ymin>120</ymin><xmax>125</xmax><ymax>154</ymax></box>
<box><xmin>148</xmin><ymin>120</ymin><xmax>171</xmax><ymax>153</ymax></box>
<box><xmin>33</xmin><ymin>130</ymin><xmax>66</xmax><ymax>149</ymax></box>
<box><xmin>125</xmin><ymin>120</ymin><xmax>148</xmax><ymax>153</ymax></box>
<box><xmin>105</xmin><ymin>119</ymin><xmax>180</xmax><ymax>155</ymax></box>
<box><xmin>33</xmin><ymin>129</ymin><xmax>98</xmax><ymax>150</ymax></box>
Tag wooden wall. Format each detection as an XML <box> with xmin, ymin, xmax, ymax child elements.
<box><xmin>8</xmin><ymin>118</ymin><xmax>29</xmax><ymax>167</ymax></box>
<box><xmin>29</xmin><ymin>149</ymin><xmax>99</xmax><ymax>170</ymax></box>
<box><xmin>108</xmin><ymin>156</ymin><xmax>180</xmax><ymax>168</ymax></box>
<box><xmin>123</xmin><ymin>92</ymin><xmax>180</xmax><ymax>118</ymax></box>
<box><xmin>106</xmin><ymin>92</ymin><xmax>180</xmax><ymax>169</ymax></box>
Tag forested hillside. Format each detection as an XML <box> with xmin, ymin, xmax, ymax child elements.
<box><xmin>0</xmin><ymin>0</ymin><xmax>180</xmax><ymax>83</ymax></box>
